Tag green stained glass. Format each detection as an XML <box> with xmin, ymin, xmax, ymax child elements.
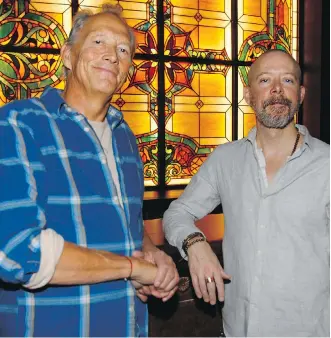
<box><xmin>0</xmin><ymin>0</ymin><xmax>300</xmax><ymax>187</ymax></box>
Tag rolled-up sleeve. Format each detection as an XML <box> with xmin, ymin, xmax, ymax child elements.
<box><xmin>0</xmin><ymin>114</ymin><xmax>46</xmax><ymax>284</ymax></box>
<box><xmin>163</xmin><ymin>150</ymin><xmax>222</xmax><ymax>257</ymax></box>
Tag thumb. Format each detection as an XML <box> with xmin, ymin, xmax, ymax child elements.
<box><xmin>132</xmin><ymin>250</ymin><xmax>144</xmax><ymax>259</ymax></box>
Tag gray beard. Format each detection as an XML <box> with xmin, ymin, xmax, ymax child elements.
<box><xmin>256</xmin><ymin>106</ymin><xmax>295</xmax><ymax>129</ymax></box>
<box><xmin>253</xmin><ymin>98</ymin><xmax>301</xmax><ymax>129</ymax></box>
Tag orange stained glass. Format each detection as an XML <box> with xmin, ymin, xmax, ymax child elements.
<box><xmin>238</xmin><ymin>0</ymin><xmax>298</xmax><ymax>62</ymax></box>
<box><xmin>164</xmin><ymin>0</ymin><xmax>231</xmax><ymax>60</ymax></box>
<box><xmin>79</xmin><ymin>0</ymin><xmax>158</xmax><ymax>55</ymax></box>
<box><xmin>238</xmin><ymin>0</ymin><xmax>268</xmax><ymax>60</ymax></box>
<box><xmin>237</xmin><ymin>0</ymin><xmax>299</xmax><ymax>139</ymax></box>
<box><xmin>165</xmin><ymin>62</ymin><xmax>232</xmax><ymax>185</ymax></box>
<box><xmin>29</xmin><ymin>1</ymin><xmax>72</xmax><ymax>40</ymax></box>
<box><xmin>238</xmin><ymin>66</ymin><xmax>255</xmax><ymax>139</ymax></box>
<box><xmin>111</xmin><ymin>59</ymin><xmax>159</xmax><ymax>187</ymax></box>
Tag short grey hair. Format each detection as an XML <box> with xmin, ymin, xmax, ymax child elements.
<box><xmin>62</xmin><ymin>3</ymin><xmax>136</xmax><ymax>77</ymax></box>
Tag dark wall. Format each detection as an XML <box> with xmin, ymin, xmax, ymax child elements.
<box><xmin>320</xmin><ymin>0</ymin><xmax>330</xmax><ymax>144</ymax></box>
<box><xmin>301</xmin><ymin>0</ymin><xmax>330</xmax><ymax>143</ymax></box>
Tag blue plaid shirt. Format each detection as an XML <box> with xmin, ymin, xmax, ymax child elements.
<box><xmin>0</xmin><ymin>87</ymin><xmax>147</xmax><ymax>337</ymax></box>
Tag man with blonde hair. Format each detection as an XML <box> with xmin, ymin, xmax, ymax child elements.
<box><xmin>0</xmin><ymin>4</ymin><xmax>178</xmax><ymax>336</ymax></box>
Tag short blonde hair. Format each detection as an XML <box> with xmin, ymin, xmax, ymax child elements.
<box><xmin>63</xmin><ymin>3</ymin><xmax>136</xmax><ymax>77</ymax></box>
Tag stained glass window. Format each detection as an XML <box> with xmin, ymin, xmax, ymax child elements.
<box><xmin>0</xmin><ymin>0</ymin><xmax>69</xmax><ymax>106</ymax></box>
<box><xmin>0</xmin><ymin>0</ymin><xmax>299</xmax><ymax>189</ymax></box>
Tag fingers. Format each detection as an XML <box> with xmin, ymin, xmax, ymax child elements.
<box><xmin>214</xmin><ymin>272</ymin><xmax>225</xmax><ymax>302</ymax></box>
<box><xmin>191</xmin><ymin>273</ymin><xmax>202</xmax><ymax>299</ymax></box>
<box><xmin>158</xmin><ymin>267</ymin><xmax>179</xmax><ymax>292</ymax></box>
<box><xmin>198</xmin><ymin>273</ymin><xmax>210</xmax><ymax>303</ymax></box>
<box><xmin>136</xmin><ymin>290</ymin><xmax>148</xmax><ymax>302</ymax></box>
<box><xmin>220</xmin><ymin>269</ymin><xmax>231</xmax><ymax>281</ymax></box>
<box><xmin>153</xmin><ymin>252</ymin><xmax>179</xmax><ymax>291</ymax></box>
<box><xmin>161</xmin><ymin>286</ymin><xmax>178</xmax><ymax>302</ymax></box>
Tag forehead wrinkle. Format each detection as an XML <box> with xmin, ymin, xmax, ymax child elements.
<box><xmin>77</xmin><ymin>13</ymin><xmax>130</xmax><ymax>43</ymax></box>
<box><xmin>248</xmin><ymin>51</ymin><xmax>301</xmax><ymax>85</ymax></box>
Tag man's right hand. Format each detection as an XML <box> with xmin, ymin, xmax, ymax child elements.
<box><xmin>187</xmin><ymin>241</ymin><xmax>231</xmax><ymax>305</ymax></box>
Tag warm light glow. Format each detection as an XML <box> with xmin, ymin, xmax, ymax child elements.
<box><xmin>165</xmin><ymin>62</ymin><xmax>232</xmax><ymax>185</ymax></box>
<box><xmin>0</xmin><ymin>0</ymin><xmax>299</xmax><ymax>186</ymax></box>
<box><xmin>238</xmin><ymin>0</ymin><xmax>299</xmax><ymax>138</ymax></box>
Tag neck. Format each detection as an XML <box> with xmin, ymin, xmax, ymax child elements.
<box><xmin>63</xmin><ymin>81</ymin><xmax>112</xmax><ymax>122</ymax></box>
<box><xmin>255</xmin><ymin>122</ymin><xmax>299</xmax><ymax>157</ymax></box>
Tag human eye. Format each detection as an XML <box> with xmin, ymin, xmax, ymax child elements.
<box><xmin>259</xmin><ymin>78</ymin><xmax>269</xmax><ymax>83</ymax></box>
<box><xmin>284</xmin><ymin>78</ymin><xmax>294</xmax><ymax>83</ymax></box>
<box><xmin>118</xmin><ymin>46</ymin><xmax>129</xmax><ymax>54</ymax></box>
<box><xmin>91</xmin><ymin>35</ymin><xmax>103</xmax><ymax>44</ymax></box>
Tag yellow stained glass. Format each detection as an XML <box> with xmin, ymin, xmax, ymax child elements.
<box><xmin>238</xmin><ymin>0</ymin><xmax>268</xmax><ymax>59</ymax></box>
<box><xmin>165</xmin><ymin>62</ymin><xmax>232</xmax><ymax>185</ymax></box>
<box><xmin>30</xmin><ymin>1</ymin><xmax>72</xmax><ymax>38</ymax></box>
<box><xmin>238</xmin><ymin>0</ymin><xmax>298</xmax><ymax>61</ymax></box>
<box><xmin>111</xmin><ymin>59</ymin><xmax>159</xmax><ymax>186</ymax></box>
<box><xmin>238</xmin><ymin>0</ymin><xmax>299</xmax><ymax>139</ymax></box>
<box><xmin>164</xmin><ymin>0</ymin><xmax>231</xmax><ymax>59</ymax></box>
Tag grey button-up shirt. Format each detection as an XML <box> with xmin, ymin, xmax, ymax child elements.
<box><xmin>163</xmin><ymin>125</ymin><xmax>330</xmax><ymax>337</ymax></box>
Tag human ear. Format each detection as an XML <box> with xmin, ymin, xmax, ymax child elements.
<box><xmin>243</xmin><ymin>86</ymin><xmax>252</xmax><ymax>106</ymax></box>
<box><xmin>60</xmin><ymin>44</ymin><xmax>72</xmax><ymax>72</ymax></box>
<box><xmin>299</xmin><ymin>85</ymin><xmax>306</xmax><ymax>104</ymax></box>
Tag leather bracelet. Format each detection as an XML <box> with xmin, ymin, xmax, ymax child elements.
<box><xmin>182</xmin><ymin>232</ymin><xmax>206</xmax><ymax>256</ymax></box>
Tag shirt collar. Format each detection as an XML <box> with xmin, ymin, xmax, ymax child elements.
<box><xmin>245</xmin><ymin>124</ymin><xmax>313</xmax><ymax>151</ymax></box>
<box><xmin>39</xmin><ymin>86</ymin><xmax>124</xmax><ymax>124</ymax></box>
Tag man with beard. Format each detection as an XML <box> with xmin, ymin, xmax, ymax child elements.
<box><xmin>163</xmin><ymin>50</ymin><xmax>330</xmax><ymax>336</ymax></box>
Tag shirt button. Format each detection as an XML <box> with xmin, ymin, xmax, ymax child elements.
<box><xmin>257</xmin><ymin>250</ymin><xmax>262</xmax><ymax>255</ymax></box>
<box><xmin>101</xmin><ymin>158</ymin><xmax>107</xmax><ymax>164</ymax></box>
<box><xmin>260</xmin><ymin>224</ymin><xmax>266</xmax><ymax>229</ymax></box>
<box><xmin>84</xmin><ymin>127</ymin><xmax>90</xmax><ymax>132</ymax></box>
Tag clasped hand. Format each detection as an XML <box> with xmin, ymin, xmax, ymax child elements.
<box><xmin>131</xmin><ymin>249</ymin><xmax>179</xmax><ymax>302</ymax></box>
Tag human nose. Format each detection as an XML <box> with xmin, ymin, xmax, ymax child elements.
<box><xmin>103</xmin><ymin>46</ymin><xmax>118</xmax><ymax>64</ymax></box>
<box><xmin>270</xmin><ymin>78</ymin><xmax>283</xmax><ymax>95</ymax></box>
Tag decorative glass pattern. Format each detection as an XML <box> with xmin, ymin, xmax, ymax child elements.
<box><xmin>165</xmin><ymin>62</ymin><xmax>232</xmax><ymax>185</ymax></box>
<box><xmin>238</xmin><ymin>65</ymin><xmax>255</xmax><ymax>138</ymax></box>
<box><xmin>238</xmin><ymin>0</ymin><xmax>298</xmax><ymax>138</ymax></box>
<box><xmin>0</xmin><ymin>52</ymin><xmax>65</xmax><ymax>105</ymax></box>
<box><xmin>0</xmin><ymin>0</ymin><xmax>69</xmax><ymax>106</ymax></box>
<box><xmin>0</xmin><ymin>0</ymin><xmax>299</xmax><ymax>187</ymax></box>
<box><xmin>164</xmin><ymin>0</ymin><xmax>231</xmax><ymax>59</ymax></box>
<box><xmin>111</xmin><ymin>59</ymin><xmax>159</xmax><ymax>187</ymax></box>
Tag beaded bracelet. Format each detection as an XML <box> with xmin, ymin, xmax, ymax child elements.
<box><xmin>182</xmin><ymin>232</ymin><xmax>206</xmax><ymax>256</ymax></box>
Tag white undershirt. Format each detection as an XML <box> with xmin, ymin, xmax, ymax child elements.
<box><xmin>24</xmin><ymin>120</ymin><xmax>122</xmax><ymax>289</ymax></box>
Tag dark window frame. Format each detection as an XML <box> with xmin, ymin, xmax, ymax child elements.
<box><xmin>0</xmin><ymin>0</ymin><xmax>303</xmax><ymax>195</ymax></box>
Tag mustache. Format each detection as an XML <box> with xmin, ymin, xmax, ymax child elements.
<box><xmin>263</xmin><ymin>97</ymin><xmax>292</xmax><ymax>109</ymax></box>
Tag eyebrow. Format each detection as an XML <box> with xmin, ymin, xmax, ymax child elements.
<box><xmin>255</xmin><ymin>72</ymin><xmax>298</xmax><ymax>80</ymax></box>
